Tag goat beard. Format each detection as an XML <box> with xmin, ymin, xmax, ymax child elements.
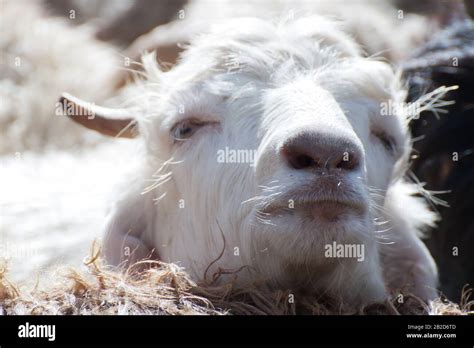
<box><xmin>223</xmin><ymin>212</ymin><xmax>387</xmax><ymax>304</ymax></box>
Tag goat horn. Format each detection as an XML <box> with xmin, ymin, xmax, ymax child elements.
<box><xmin>59</xmin><ymin>93</ymin><xmax>138</xmax><ymax>138</ymax></box>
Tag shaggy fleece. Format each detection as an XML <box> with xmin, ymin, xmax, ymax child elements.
<box><xmin>0</xmin><ymin>245</ymin><xmax>472</xmax><ymax>315</ymax></box>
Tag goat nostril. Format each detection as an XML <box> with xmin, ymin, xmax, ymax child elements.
<box><xmin>281</xmin><ymin>134</ymin><xmax>361</xmax><ymax>172</ymax></box>
<box><xmin>336</xmin><ymin>152</ymin><xmax>359</xmax><ymax>171</ymax></box>
<box><xmin>289</xmin><ymin>153</ymin><xmax>317</xmax><ymax>170</ymax></box>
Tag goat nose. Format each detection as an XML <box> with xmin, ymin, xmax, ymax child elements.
<box><xmin>281</xmin><ymin>131</ymin><xmax>362</xmax><ymax>172</ymax></box>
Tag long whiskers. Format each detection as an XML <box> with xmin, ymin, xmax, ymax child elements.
<box><xmin>141</xmin><ymin>158</ymin><xmax>181</xmax><ymax>195</ymax></box>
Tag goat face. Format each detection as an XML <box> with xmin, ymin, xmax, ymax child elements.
<box><xmin>62</xmin><ymin>17</ymin><xmax>436</xmax><ymax>305</ymax></box>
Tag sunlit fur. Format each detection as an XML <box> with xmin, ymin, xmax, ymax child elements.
<box><xmin>104</xmin><ymin>15</ymin><xmax>440</xmax><ymax>306</ymax></box>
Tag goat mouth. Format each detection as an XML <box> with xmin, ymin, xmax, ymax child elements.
<box><xmin>306</xmin><ymin>200</ymin><xmax>362</xmax><ymax>222</ymax></box>
<box><xmin>261</xmin><ymin>199</ymin><xmax>366</xmax><ymax>222</ymax></box>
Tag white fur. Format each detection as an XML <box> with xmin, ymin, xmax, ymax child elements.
<box><xmin>104</xmin><ymin>15</ymin><xmax>439</xmax><ymax>306</ymax></box>
<box><xmin>136</xmin><ymin>0</ymin><xmax>430</xmax><ymax>65</ymax></box>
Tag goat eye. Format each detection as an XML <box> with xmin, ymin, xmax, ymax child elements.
<box><xmin>171</xmin><ymin>119</ymin><xmax>204</xmax><ymax>142</ymax></box>
<box><xmin>372</xmin><ymin>130</ymin><xmax>396</xmax><ymax>154</ymax></box>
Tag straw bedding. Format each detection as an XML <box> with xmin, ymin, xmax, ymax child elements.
<box><xmin>1</xmin><ymin>244</ymin><xmax>472</xmax><ymax>316</ymax></box>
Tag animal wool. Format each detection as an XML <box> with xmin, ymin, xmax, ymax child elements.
<box><xmin>63</xmin><ymin>15</ymin><xmax>444</xmax><ymax>306</ymax></box>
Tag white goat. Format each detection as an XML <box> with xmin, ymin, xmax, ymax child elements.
<box><xmin>62</xmin><ymin>15</ymin><xmax>440</xmax><ymax>306</ymax></box>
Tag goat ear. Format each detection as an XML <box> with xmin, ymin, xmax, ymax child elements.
<box><xmin>58</xmin><ymin>93</ymin><xmax>138</xmax><ymax>138</ymax></box>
